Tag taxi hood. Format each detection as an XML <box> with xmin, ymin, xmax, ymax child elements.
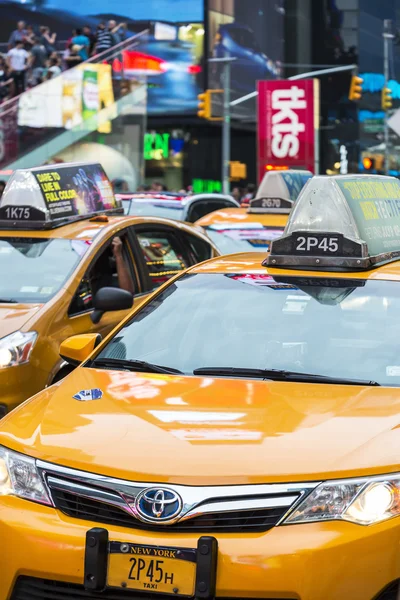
<box><xmin>1</xmin><ymin>368</ymin><xmax>400</xmax><ymax>485</ymax></box>
<box><xmin>0</xmin><ymin>304</ymin><xmax>41</xmax><ymax>338</ymax></box>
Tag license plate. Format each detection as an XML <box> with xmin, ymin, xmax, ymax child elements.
<box><xmin>108</xmin><ymin>542</ymin><xmax>197</xmax><ymax>595</ymax></box>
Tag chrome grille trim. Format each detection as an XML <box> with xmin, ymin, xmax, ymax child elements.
<box><xmin>37</xmin><ymin>459</ymin><xmax>319</xmax><ymax>528</ymax></box>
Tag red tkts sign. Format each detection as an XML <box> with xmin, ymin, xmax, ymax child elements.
<box><xmin>257</xmin><ymin>79</ymin><xmax>319</xmax><ymax>182</ymax></box>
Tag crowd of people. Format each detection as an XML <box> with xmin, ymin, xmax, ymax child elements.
<box><xmin>0</xmin><ymin>19</ymin><xmax>127</xmax><ymax>102</ymax></box>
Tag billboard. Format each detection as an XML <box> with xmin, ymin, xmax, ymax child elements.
<box><xmin>257</xmin><ymin>79</ymin><xmax>320</xmax><ymax>182</ymax></box>
<box><xmin>0</xmin><ymin>0</ymin><xmax>204</xmax><ymax>116</ymax></box>
<box><xmin>207</xmin><ymin>0</ymin><xmax>284</xmax><ymax>118</ymax></box>
<box><xmin>18</xmin><ymin>64</ymin><xmax>115</xmax><ymax>131</ymax></box>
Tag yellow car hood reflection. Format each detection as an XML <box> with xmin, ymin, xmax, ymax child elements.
<box><xmin>0</xmin><ymin>304</ymin><xmax>41</xmax><ymax>339</ymax></box>
<box><xmin>1</xmin><ymin>368</ymin><xmax>399</xmax><ymax>485</ymax></box>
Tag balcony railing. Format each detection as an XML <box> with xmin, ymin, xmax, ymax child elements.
<box><xmin>0</xmin><ymin>30</ymin><xmax>149</xmax><ymax>172</ymax></box>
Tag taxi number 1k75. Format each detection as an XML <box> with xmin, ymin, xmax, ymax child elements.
<box><xmin>294</xmin><ymin>234</ymin><xmax>341</xmax><ymax>255</ymax></box>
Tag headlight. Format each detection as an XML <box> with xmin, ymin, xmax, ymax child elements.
<box><xmin>0</xmin><ymin>446</ymin><xmax>51</xmax><ymax>505</ymax></box>
<box><xmin>0</xmin><ymin>331</ymin><xmax>37</xmax><ymax>368</ymax></box>
<box><xmin>284</xmin><ymin>475</ymin><xmax>400</xmax><ymax>526</ymax></box>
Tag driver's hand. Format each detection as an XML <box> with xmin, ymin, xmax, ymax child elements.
<box><xmin>112</xmin><ymin>236</ymin><xmax>123</xmax><ymax>257</ymax></box>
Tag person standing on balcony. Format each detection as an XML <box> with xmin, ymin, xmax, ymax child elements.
<box><xmin>39</xmin><ymin>26</ymin><xmax>57</xmax><ymax>56</ymax></box>
<box><xmin>0</xmin><ymin>56</ymin><xmax>12</xmax><ymax>103</ymax></box>
<box><xmin>30</xmin><ymin>36</ymin><xmax>47</xmax><ymax>85</ymax></box>
<box><xmin>94</xmin><ymin>23</ymin><xmax>113</xmax><ymax>57</ymax></box>
<box><xmin>72</xmin><ymin>28</ymin><xmax>90</xmax><ymax>62</ymax></box>
<box><xmin>8</xmin><ymin>22</ymin><xmax>27</xmax><ymax>49</ymax></box>
<box><xmin>83</xmin><ymin>26</ymin><xmax>96</xmax><ymax>56</ymax></box>
<box><xmin>6</xmin><ymin>41</ymin><xmax>31</xmax><ymax>96</ymax></box>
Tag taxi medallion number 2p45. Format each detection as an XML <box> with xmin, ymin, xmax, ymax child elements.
<box><xmin>294</xmin><ymin>233</ymin><xmax>342</xmax><ymax>255</ymax></box>
<box><xmin>108</xmin><ymin>542</ymin><xmax>197</xmax><ymax>595</ymax></box>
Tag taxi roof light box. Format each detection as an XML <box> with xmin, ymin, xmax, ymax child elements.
<box><xmin>249</xmin><ymin>169</ymin><xmax>312</xmax><ymax>214</ymax></box>
<box><xmin>267</xmin><ymin>174</ymin><xmax>400</xmax><ymax>270</ymax></box>
<box><xmin>0</xmin><ymin>162</ymin><xmax>122</xmax><ymax>230</ymax></box>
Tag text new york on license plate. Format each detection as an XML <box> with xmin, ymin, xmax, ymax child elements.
<box><xmin>108</xmin><ymin>542</ymin><xmax>197</xmax><ymax>595</ymax></box>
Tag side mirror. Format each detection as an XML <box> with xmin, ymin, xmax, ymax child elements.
<box><xmin>60</xmin><ymin>333</ymin><xmax>102</xmax><ymax>367</ymax></box>
<box><xmin>91</xmin><ymin>287</ymin><xmax>133</xmax><ymax>324</ymax></box>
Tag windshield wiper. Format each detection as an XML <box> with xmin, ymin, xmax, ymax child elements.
<box><xmin>0</xmin><ymin>298</ymin><xmax>18</xmax><ymax>303</ymax></box>
<box><xmin>192</xmin><ymin>367</ymin><xmax>380</xmax><ymax>386</ymax></box>
<box><xmin>89</xmin><ymin>357</ymin><xmax>183</xmax><ymax>375</ymax></box>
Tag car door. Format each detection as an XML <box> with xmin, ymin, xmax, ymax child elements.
<box><xmin>45</xmin><ymin>228</ymin><xmax>155</xmax><ymax>384</ymax></box>
<box><xmin>66</xmin><ymin>229</ymin><xmax>142</xmax><ymax>339</ymax></box>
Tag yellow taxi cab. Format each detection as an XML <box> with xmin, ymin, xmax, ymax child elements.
<box><xmin>0</xmin><ymin>162</ymin><xmax>218</xmax><ymax>415</ymax></box>
<box><xmin>2</xmin><ymin>173</ymin><xmax>400</xmax><ymax>600</ymax></box>
<box><xmin>196</xmin><ymin>169</ymin><xmax>312</xmax><ymax>254</ymax></box>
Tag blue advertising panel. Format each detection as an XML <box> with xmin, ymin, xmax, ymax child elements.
<box><xmin>208</xmin><ymin>0</ymin><xmax>284</xmax><ymax>118</ymax></box>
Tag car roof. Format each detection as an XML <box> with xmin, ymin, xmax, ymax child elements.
<box><xmin>117</xmin><ymin>193</ymin><xmax>238</xmax><ymax>209</ymax></box>
<box><xmin>189</xmin><ymin>251</ymin><xmax>400</xmax><ymax>281</ymax></box>
<box><xmin>196</xmin><ymin>207</ymin><xmax>288</xmax><ymax>227</ymax></box>
<box><xmin>0</xmin><ymin>215</ymin><xmax>212</xmax><ymax>242</ymax></box>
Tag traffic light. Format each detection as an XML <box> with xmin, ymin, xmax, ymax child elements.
<box><xmin>197</xmin><ymin>90</ymin><xmax>223</xmax><ymax>120</ymax></box>
<box><xmin>362</xmin><ymin>156</ymin><xmax>375</xmax><ymax>171</ymax></box>
<box><xmin>348</xmin><ymin>75</ymin><xmax>363</xmax><ymax>101</ymax></box>
<box><xmin>197</xmin><ymin>91</ymin><xmax>211</xmax><ymax>119</ymax></box>
<box><xmin>382</xmin><ymin>86</ymin><xmax>393</xmax><ymax>110</ymax></box>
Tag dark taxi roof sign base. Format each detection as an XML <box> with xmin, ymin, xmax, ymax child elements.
<box><xmin>251</xmin><ymin>169</ymin><xmax>313</xmax><ymax>215</ymax></box>
<box><xmin>248</xmin><ymin>197</ymin><xmax>293</xmax><ymax>214</ymax></box>
<box><xmin>266</xmin><ymin>174</ymin><xmax>400</xmax><ymax>271</ymax></box>
<box><xmin>0</xmin><ymin>162</ymin><xmax>121</xmax><ymax>230</ymax></box>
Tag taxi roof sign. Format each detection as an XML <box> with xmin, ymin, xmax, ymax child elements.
<box><xmin>266</xmin><ymin>174</ymin><xmax>400</xmax><ymax>270</ymax></box>
<box><xmin>249</xmin><ymin>169</ymin><xmax>313</xmax><ymax>214</ymax></box>
<box><xmin>0</xmin><ymin>162</ymin><xmax>121</xmax><ymax>229</ymax></box>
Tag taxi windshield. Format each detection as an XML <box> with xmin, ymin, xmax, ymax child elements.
<box><xmin>123</xmin><ymin>198</ymin><xmax>185</xmax><ymax>221</ymax></box>
<box><xmin>205</xmin><ymin>225</ymin><xmax>285</xmax><ymax>253</ymax></box>
<box><xmin>0</xmin><ymin>237</ymin><xmax>89</xmax><ymax>303</ymax></box>
<box><xmin>96</xmin><ymin>272</ymin><xmax>400</xmax><ymax>387</ymax></box>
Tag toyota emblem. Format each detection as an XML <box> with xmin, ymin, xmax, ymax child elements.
<box><xmin>135</xmin><ymin>488</ymin><xmax>182</xmax><ymax>523</ymax></box>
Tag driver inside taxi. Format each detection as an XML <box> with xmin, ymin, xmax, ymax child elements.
<box><xmin>90</xmin><ymin>236</ymin><xmax>135</xmax><ymax>296</ymax></box>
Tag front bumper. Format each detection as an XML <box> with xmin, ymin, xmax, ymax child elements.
<box><xmin>2</xmin><ymin>496</ymin><xmax>400</xmax><ymax>600</ymax></box>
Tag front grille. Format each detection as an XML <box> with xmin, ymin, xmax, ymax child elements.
<box><xmin>11</xmin><ymin>577</ymin><xmax>295</xmax><ymax>600</ymax></box>
<box><xmin>51</xmin><ymin>488</ymin><xmax>289</xmax><ymax>533</ymax></box>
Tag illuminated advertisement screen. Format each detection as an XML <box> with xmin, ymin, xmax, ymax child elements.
<box><xmin>207</xmin><ymin>0</ymin><xmax>284</xmax><ymax>118</ymax></box>
<box><xmin>34</xmin><ymin>164</ymin><xmax>116</xmax><ymax>219</ymax></box>
<box><xmin>0</xmin><ymin>0</ymin><xmax>204</xmax><ymax>116</ymax></box>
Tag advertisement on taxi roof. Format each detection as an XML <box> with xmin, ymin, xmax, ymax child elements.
<box><xmin>34</xmin><ymin>164</ymin><xmax>115</xmax><ymax>219</ymax></box>
<box><xmin>335</xmin><ymin>177</ymin><xmax>400</xmax><ymax>256</ymax></box>
<box><xmin>257</xmin><ymin>79</ymin><xmax>320</xmax><ymax>182</ymax></box>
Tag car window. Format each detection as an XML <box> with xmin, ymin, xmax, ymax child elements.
<box><xmin>69</xmin><ymin>235</ymin><xmax>135</xmax><ymax>316</ymax></box>
<box><xmin>136</xmin><ymin>229</ymin><xmax>190</xmax><ymax>289</ymax></box>
<box><xmin>205</xmin><ymin>225</ymin><xmax>285</xmax><ymax>253</ymax></box>
<box><xmin>0</xmin><ymin>237</ymin><xmax>89</xmax><ymax>304</ymax></box>
<box><xmin>183</xmin><ymin>233</ymin><xmax>214</xmax><ymax>263</ymax></box>
<box><xmin>187</xmin><ymin>200</ymin><xmax>233</xmax><ymax>223</ymax></box>
<box><xmin>126</xmin><ymin>199</ymin><xmax>185</xmax><ymax>221</ymax></box>
<box><xmin>96</xmin><ymin>273</ymin><xmax>400</xmax><ymax>386</ymax></box>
